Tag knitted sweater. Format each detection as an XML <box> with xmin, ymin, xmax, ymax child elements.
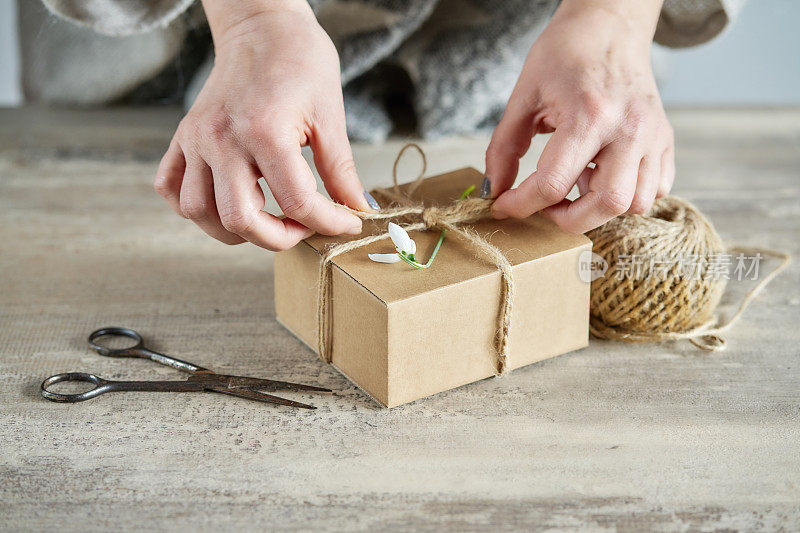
<box><xmin>30</xmin><ymin>0</ymin><xmax>744</xmax><ymax>140</ymax></box>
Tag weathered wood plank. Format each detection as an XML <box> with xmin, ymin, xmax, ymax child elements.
<box><xmin>1</xmin><ymin>107</ymin><xmax>798</xmax><ymax>531</ymax></box>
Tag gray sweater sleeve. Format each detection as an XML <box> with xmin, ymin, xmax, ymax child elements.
<box><xmin>656</xmin><ymin>0</ymin><xmax>746</xmax><ymax>48</ymax></box>
<box><xmin>40</xmin><ymin>0</ymin><xmax>197</xmax><ymax>36</ymax></box>
<box><xmin>42</xmin><ymin>0</ymin><xmax>746</xmax><ymax>46</ymax></box>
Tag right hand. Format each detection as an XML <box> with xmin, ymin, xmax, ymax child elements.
<box><xmin>485</xmin><ymin>0</ymin><xmax>674</xmax><ymax>234</ymax></box>
<box><xmin>155</xmin><ymin>1</ymin><xmax>370</xmax><ymax>251</ymax></box>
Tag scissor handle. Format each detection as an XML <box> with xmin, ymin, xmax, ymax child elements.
<box><xmin>88</xmin><ymin>327</ymin><xmax>146</xmax><ymax>357</ymax></box>
<box><xmin>41</xmin><ymin>372</ymin><xmax>112</xmax><ymax>402</ymax></box>
<box><xmin>87</xmin><ymin>326</ymin><xmax>207</xmax><ymax>373</ymax></box>
<box><xmin>41</xmin><ymin>372</ymin><xmax>207</xmax><ymax>403</ymax></box>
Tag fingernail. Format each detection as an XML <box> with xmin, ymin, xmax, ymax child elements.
<box><xmin>480</xmin><ymin>176</ymin><xmax>491</xmax><ymax>199</ymax></box>
<box><xmin>347</xmin><ymin>221</ymin><xmax>363</xmax><ymax>235</ymax></box>
<box><xmin>363</xmin><ymin>190</ymin><xmax>381</xmax><ymax>211</ymax></box>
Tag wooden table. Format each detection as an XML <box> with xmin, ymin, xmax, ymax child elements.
<box><xmin>1</xmin><ymin>107</ymin><xmax>798</xmax><ymax>531</ymax></box>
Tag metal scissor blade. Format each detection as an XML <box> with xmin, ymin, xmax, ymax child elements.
<box><xmin>191</xmin><ymin>373</ymin><xmax>330</xmax><ymax>393</ymax></box>
<box><xmin>225</xmin><ymin>376</ymin><xmax>331</xmax><ymax>393</ymax></box>
<box><xmin>210</xmin><ymin>386</ymin><xmax>317</xmax><ymax>410</ymax></box>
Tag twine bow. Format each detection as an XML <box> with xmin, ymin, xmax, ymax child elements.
<box><xmin>316</xmin><ymin>144</ymin><xmax>514</xmax><ymax>374</ymax></box>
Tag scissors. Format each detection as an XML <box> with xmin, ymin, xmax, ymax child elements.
<box><xmin>40</xmin><ymin>327</ymin><xmax>330</xmax><ymax>409</ymax></box>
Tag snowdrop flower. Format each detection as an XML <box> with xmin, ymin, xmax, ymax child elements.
<box><xmin>368</xmin><ymin>253</ymin><xmax>402</xmax><ymax>264</ymax></box>
<box><xmin>366</xmin><ymin>184</ymin><xmax>475</xmax><ymax>269</ymax></box>
<box><xmin>369</xmin><ymin>222</ymin><xmax>416</xmax><ymax>264</ymax></box>
<box><xmin>388</xmin><ymin>222</ymin><xmax>416</xmax><ymax>255</ymax></box>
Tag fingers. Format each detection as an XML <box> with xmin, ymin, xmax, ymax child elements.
<box><xmin>658</xmin><ymin>145</ymin><xmax>675</xmax><ymax>198</ymax></box>
<box><xmin>485</xmin><ymin>98</ymin><xmax>538</xmax><ymax>198</ymax></box>
<box><xmin>626</xmin><ymin>155</ymin><xmax>659</xmax><ymax>215</ymax></box>
<box><xmin>253</xmin><ymin>135</ymin><xmax>362</xmax><ymax>236</ymax></box>
<box><xmin>544</xmin><ymin>142</ymin><xmax>639</xmax><ymax>234</ymax></box>
<box><xmin>491</xmin><ymin>125</ymin><xmax>603</xmax><ymax>219</ymax></box>
<box><xmin>311</xmin><ymin>105</ymin><xmax>372</xmax><ymax>212</ymax></box>
<box><xmin>211</xmin><ymin>157</ymin><xmax>314</xmax><ymax>251</ymax></box>
<box><xmin>154</xmin><ymin>140</ymin><xmax>186</xmax><ymax>215</ymax></box>
<box><xmin>160</xmin><ymin>112</ymin><xmax>364</xmax><ymax>251</ymax></box>
<box><xmin>179</xmin><ymin>156</ymin><xmax>245</xmax><ymax>245</ymax></box>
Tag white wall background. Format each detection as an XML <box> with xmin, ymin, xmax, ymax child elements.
<box><xmin>0</xmin><ymin>0</ymin><xmax>798</xmax><ymax>107</ymax></box>
<box><xmin>656</xmin><ymin>0</ymin><xmax>800</xmax><ymax>105</ymax></box>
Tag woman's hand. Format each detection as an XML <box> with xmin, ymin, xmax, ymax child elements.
<box><xmin>155</xmin><ymin>0</ymin><xmax>371</xmax><ymax>250</ymax></box>
<box><xmin>485</xmin><ymin>0</ymin><xmax>674</xmax><ymax>234</ymax></box>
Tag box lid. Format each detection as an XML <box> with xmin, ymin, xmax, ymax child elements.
<box><xmin>304</xmin><ymin>167</ymin><xmax>590</xmax><ymax>304</ymax></box>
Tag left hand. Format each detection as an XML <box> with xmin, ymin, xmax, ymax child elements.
<box><xmin>485</xmin><ymin>0</ymin><xmax>674</xmax><ymax>234</ymax></box>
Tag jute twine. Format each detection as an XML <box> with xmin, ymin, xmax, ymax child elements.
<box><xmin>316</xmin><ymin>143</ymin><xmax>514</xmax><ymax>374</ymax></box>
<box><xmin>587</xmin><ymin>197</ymin><xmax>790</xmax><ymax>350</ymax></box>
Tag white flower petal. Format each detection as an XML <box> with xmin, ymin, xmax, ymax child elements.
<box><xmin>409</xmin><ymin>238</ymin><xmax>416</xmax><ymax>254</ymax></box>
<box><xmin>388</xmin><ymin>222</ymin><xmax>414</xmax><ymax>254</ymax></box>
<box><xmin>368</xmin><ymin>253</ymin><xmax>401</xmax><ymax>263</ymax></box>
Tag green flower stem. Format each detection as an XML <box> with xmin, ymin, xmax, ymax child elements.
<box><xmin>397</xmin><ymin>184</ymin><xmax>476</xmax><ymax>270</ymax></box>
<box><xmin>458</xmin><ymin>185</ymin><xmax>476</xmax><ymax>200</ymax></box>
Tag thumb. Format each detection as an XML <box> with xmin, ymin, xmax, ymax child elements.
<box><xmin>312</xmin><ymin>108</ymin><xmax>374</xmax><ymax>213</ymax></box>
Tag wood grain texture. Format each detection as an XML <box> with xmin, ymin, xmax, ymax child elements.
<box><xmin>0</xmin><ymin>106</ymin><xmax>798</xmax><ymax>532</ymax></box>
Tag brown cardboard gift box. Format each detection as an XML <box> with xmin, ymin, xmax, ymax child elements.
<box><xmin>274</xmin><ymin>167</ymin><xmax>591</xmax><ymax>407</ymax></box>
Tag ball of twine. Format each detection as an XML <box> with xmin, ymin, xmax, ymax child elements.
<box><xmin>587</xmin><ymin>196</ymin><xmax>729</xmax><ymax>349</ymax></box>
